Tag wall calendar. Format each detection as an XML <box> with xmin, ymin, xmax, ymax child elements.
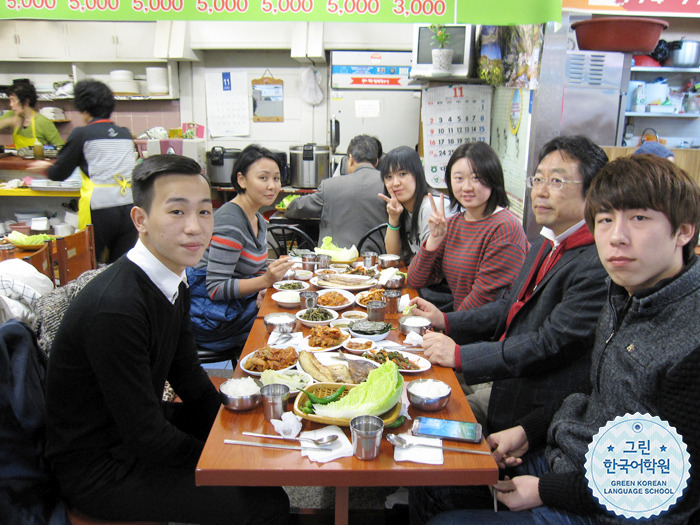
<box><xmin>421</xmin><ymin>84</ymin><xmax>493</xmax><ymax>189</ymax></box>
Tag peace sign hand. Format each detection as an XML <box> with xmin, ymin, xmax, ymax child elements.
<box><xmin>425</xmin><ymin>193</ymin><xmax>447</xmax><ymax>251</ymax></box>
<box><xmin>378</xmin><ymin>190</ymin><xmax>404</xmax><ymax>225</ymax></box>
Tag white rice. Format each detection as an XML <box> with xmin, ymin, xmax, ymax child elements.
<box><xmin>402</xmin><ymin>316</ymin><xmax>430</xmax><ymax>327</ymax></box>
<box><xmin>409</xmin><ymin>380</ymin><xmax>450</xmax><ymax>398</ymax></box>
<box><xmin>221</xmin><ymin>377</ymin><xmax>260</xmax><ymax>397</ymax></box>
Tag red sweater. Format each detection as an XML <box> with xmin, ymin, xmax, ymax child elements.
<box><xmin>407</xmin><ymin>209</ymin><xmax>528</xmax><ymax>311</ymax></box>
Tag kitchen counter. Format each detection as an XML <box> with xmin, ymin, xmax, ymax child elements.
<box><xmin>0</xmin><ymin>155</ymin><xmax>54</xmax><ymax>172</ymax></box>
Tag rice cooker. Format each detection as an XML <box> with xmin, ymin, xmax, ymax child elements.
<box><xmin>206</xmin><ymin>147</ymin><xmax>240</xmax><ymax>186</ymax></box>
<box><xmin>289</xmin><ymin>143</ymin><xmax>330</xmax><ymax>189</ymax></box>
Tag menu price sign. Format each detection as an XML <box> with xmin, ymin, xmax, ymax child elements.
<box><xmin>422</xmin><ymin>84</ymin><xmax>493</xmax><ymax>189</ymax></box>
<box><xmin>2</xmin><ymin>0</ymin><xmax>456</xmax><ymax>22</ymax></box>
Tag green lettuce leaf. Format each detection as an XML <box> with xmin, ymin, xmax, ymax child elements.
<box><xmin>314</xmin><ymin>236</ymin><xmax>358</xmax><ymax>261</ymax></box>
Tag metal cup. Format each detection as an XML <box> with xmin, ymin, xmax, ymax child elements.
<box><xmin>260</xmin><ymin>384</ymin><xmax>290</xmax><ymax>421</ymax></box>
<box><xmin>316</xmin><ymin>254</ymin><xmax>332</xmax><ymax>269</ymax></box>
<box><xmin>362</xmin><ymin>251</ymin><xmax>378</xmax><ymax>267</ymax></box>
<box><xmin>302</xmin><ymin>254</ymin><xmax>317</xmax><ymax>271</ymax></box>
<box><xmin>350</xmin><ymin>415</ymin><xmax>384</xmax><ymax>460</ymax></box>
<box><xmin>366</xmin><ymin>300</ymin><xmax>387</xmax><ymax>322</ymax></box>
<box><xmin>300</xmin><ymin>291</ymin><xmax>318</xmax><ymax>309</ymax></box>
<box><xmin>383</xmin><ymin>290</ymin><xmax>401</xmax><ymax>314</ymax></box>
<box><xmin>0</xmin><ymin>244</ymin><xmax>15</xmax><ymax>261</ymax></box>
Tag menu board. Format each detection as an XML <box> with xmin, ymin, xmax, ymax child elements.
<box><xmin>421</xmin><ymin>84</ymin><xmax>493</xmax><ymax>189</ymax></box>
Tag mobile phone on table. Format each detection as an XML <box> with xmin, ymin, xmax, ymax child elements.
<box><xmin>412</xmin><ymin>417</ymin><xmax>482</xmax><ymax>443</ymax></box>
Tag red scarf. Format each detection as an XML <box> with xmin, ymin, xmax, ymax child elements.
<box><xmin>500</xmin><ymin>224</ymin><xmax>594</xmax><ymax>339</ymax></box>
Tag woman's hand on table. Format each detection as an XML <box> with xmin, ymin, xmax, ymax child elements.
<box><xmin>408</xmin><ymin>297</ymin><xmax>445</xmax><ymax>330</ymax></box>
<box><xmin>421</xmin><ymin>331</ymin><xmax>457</xmax><ymax>368</ymax></box>
<box><xmin>25</xmin><ymin>160</ymin><xmax>52</xmax><ymax>175</ymax></box>
<box><xmin>378</xmin><ymin>190</ymin><xmax>404</xmax><ymax>227</ymax></box>
<box><xmin>264</xmin><ymin>256</ymin><xmax>296</xmax><ymax>287</ymax></box>
<box><xmin>424</xmin><ymin>193</ymin><xmax>447</xmax><ymax>251</ymax></box>
<box><xmin>256</xmin><ymin>289</ymin><xmax>266</xmax><ymax>308</ymax></box>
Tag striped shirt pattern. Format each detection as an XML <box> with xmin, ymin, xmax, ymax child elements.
<box><xmin>193</xmin><ymin>202</ymin><xmax>268</xmax><ymax>300</ymax></box>
<box><xmin>407</xmin><ymin>208</ymin><xmax>528</xmax><ymax>311</ymax></box>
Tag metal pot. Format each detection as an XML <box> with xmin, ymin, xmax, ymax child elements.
<box><xmin>664</xmin><ymin>39</ymin><xmax>700</xmax><ymax>68</ymax></box>
<box><xmin>206</xmin><ymin>147</ymin><xmax>240</xmax><ymax>186</ymax></box>
<box><xmin>289</xmin><ymin>143</ymin><xmax>330</xmax><ymax>188</ymax></box>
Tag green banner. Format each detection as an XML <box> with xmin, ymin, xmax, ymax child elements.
<box><xmin>2</xmin><ymin>0</ymin><xmax>560</xmax><ymax>23</ymax></box>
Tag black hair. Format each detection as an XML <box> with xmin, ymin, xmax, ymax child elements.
<box><xmin>537</xmin><ymin>135</ymin><xmax>608</xmax><ymax>196</ymax></box>
<box><xmin>73</xmin><ymin>80</ymin><xmax>115</xmax><ymax>119</ymax></box>
<box><xmin>348</xmin><ymin>135</ymin><xmax>380</xmax><ymax>166</ymax></box>
<box><xmin>445</xmin><ymin>142</ymin><xmax>509</xmax><ymax>217</ymax></box>
<box><xmin>132</xmin><ymin>154</ymin><xmax>206</xmax><ymax>213</ymax></box>
<box><xmin>7</xmin><ymin>81</ymin><xmax>37</xmax><ymax>109</ymax></box>
<box><xmin>231</xmin><ymin>144</ymin><xmax>283</xmax><ymax>193</ymax></box>
<box><xmin>379</xmin><ymin>146</ymin><xmax>430</xmax><ymax>250</ymax></box>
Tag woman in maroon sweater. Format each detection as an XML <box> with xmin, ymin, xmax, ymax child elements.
<box><xmin>407</xmin><ymin>142</ymin><xmax>528</xmax><ymax>312</ymax></box>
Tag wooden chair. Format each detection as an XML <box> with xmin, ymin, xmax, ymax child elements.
<box><xmin>21</xmin><ymin>241</ymin><xmax>54</xmax><ymax>284</ymax></box>
<box><xmin>53</xmin><ymin>224</ymin><xmax>97</xmax><ymax>286</ymax></box>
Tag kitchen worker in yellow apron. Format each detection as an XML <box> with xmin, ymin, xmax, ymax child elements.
<box><xmin>0</xmin><ymin>81</ymin><xmax>64</xmax><ymax>148</ymax></box>
<box><xmin>28</xmin><ymin>80</ymin><xmax>137</xmax><ymax>264</ymax></box>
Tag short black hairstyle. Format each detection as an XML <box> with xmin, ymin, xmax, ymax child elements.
<box><xmin>537</xmin><ymin>135</ymin><xmax>608</xmax><ymax>196</ymax></box>
<box><xmin>348</xmin><ymin>135</ymin><xmax>380</xmax><ymax>166</ymax></box>
<box><xmin>74</xmin><ymin>80</ymin><xmax>115</xmax><ymax>119</ymax></box>
<box><xmin>445</xmin><ymin>142</ymin><xmax>509</xmax><ymax>217</ymax></box>
<box><xmin>132</xmin><ymin>154</ymin><xmax>207</xmax><ymax>213</ymax></box>
<box><xmin>379</xmin><ymin>146</ymin><xmax>431</xmax><ymax>249</ymax></box>
<box><xmin>231</xmin><ymin>144</ymin><xmax>283</xmax><ymax>193</ymax></box>
<box><xmin>7</xmin><ymin>81</ymin><xmax>37</xmax><ymax>109</ymax></box>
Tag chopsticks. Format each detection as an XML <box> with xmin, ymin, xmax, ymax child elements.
<box><xmin>224</xmin><ymin>439</ymin><xmax>303</xmax><ymax>451</ymax></box>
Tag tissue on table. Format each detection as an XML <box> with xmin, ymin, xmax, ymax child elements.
<box><xmin>268</xmin><ymin>331</ymin><xmax>304</xmax><ymax>346</ymax></box>
<box><xmin>393</xmin><ymin>433</ymin><xmax>443</xmax><ymax>465</ymax></box>
<box><xmin>270</xmin><ymin>411</ymin><xmax>303</xmax><ymax>438</ymax></box>
<box><xmin>403</xmin><ymin>330</ymin><xmax>423</xmax><ymax>346</ymax></box>
<box><xmin>300</xmin><ymin>425</ymin><xmax>353</xmax><ymax>463</ymax></box>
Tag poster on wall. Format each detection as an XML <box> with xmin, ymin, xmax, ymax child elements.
<box><xmin>205</xmin><ymin>70</ymin><xmax>250</xmax><ymax>137</ymax></box>
<box><xmin>421</xmin><ymin>84</ymin><xmax>493</xmax><ymax>189</ymax></box>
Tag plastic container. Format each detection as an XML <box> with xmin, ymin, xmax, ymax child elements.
<box><xmin>9</xmin><ymin>222</ymin><xmax>30</xmax><ymax>235</ymax></box>
<box><xmin>572</xmin><ymin>17</ymin><xmax>669</xmax><ymax>54</ymax></box>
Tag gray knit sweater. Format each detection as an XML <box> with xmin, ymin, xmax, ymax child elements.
<box><xmin>521</xmin><ymin>256</ymin><xmax>700</xmax><ymax>523</ymax></box>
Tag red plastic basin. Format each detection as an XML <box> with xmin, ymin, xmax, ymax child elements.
<box><xmin>572</xmin><ymin>17</ymin><xmax>669</xmax><ymax>54</ymax></box>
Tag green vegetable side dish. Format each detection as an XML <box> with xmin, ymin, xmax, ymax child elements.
<box><xmin>300</xmin><ymin>307</ymin><xmax>333</xmax><ymax>321</ymax></box>
<box><xmin>7</xmin><ymin>231</ymin><xmax>53</xmax><ymax>246</ymax></box>
<box><xmin>349</xmin><ymin>320</ymin><xmax>392</xmax><ymax>335</ymax></box>
<box><xmin>301</xmin><ymin>385</ymin><xmax>346</xmax><ymax>405</ymax></box>
<box><xmin>279</xmin><ymin>281</ymin><xmax>304</xmax><ymax>290</ymax></box>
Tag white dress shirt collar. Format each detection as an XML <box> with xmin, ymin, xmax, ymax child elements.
<box><xmin>127</xmin><ymin>239</ymin><xmax>187</xmax><ymax>304</ymax></box>
<box><xmin>540</xmin><ymin>219</ymin><xmax>587</xmax><ymax>248</ymax></box>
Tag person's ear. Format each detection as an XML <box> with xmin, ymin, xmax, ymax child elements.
<box><xmin>131</xmin><ymin>206</ymin><xmax>148</xmax><ymax>234</ymax></box>
<box><xmin>676</xmin><ymin>223</ymin><xmax>695</xmax><ymax>247</ymax></box>
<box><xmin>236</xmin><ymin>172</ymin><xmax>246</xmax><ymax>190</ymax></box>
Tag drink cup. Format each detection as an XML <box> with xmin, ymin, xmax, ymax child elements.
<box><xmin>350</xmin><ymin>415</ymin><xmax>384</xmax><ymax>460</ymax></box>
<box><xmin>366</xmin><ymin>300</ymin><xmax>386</xmax><ymax>322</ymax></box>
<box><xmin>383</xmin><ymin>290</ymin><xmax>401</xmax><ymax>314</ymax></box>
<box><xmin>300</xmin><ymin>291</ymin><xmax>318</xmax><ymax>309</ymax></box>
<box><xmin>362</xmin><ymin>251</ymin><xmax>378</xmax><ymax>267</ymax></box>
<box><xmin>302</xmin><ymin>254</ymin><xmax>317</xmax><ymax>271</ymax></box>
<box><xmin>316</xmin><ymin>254</ymin><xmax>332</xmax><ymax>269</ymax></box>
<box><xmin>261</xmin><ymin>384</ymin><xmax>290</xmax><ymax>421</ymax></box>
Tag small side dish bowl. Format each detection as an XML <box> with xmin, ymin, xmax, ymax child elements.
<box><xmin>348</xmin><ymin>326</ymin><xmax>391</xmax><ymax>342</ymax></box>
<box><xmin>263</xmin><ymin>312</ymin><xmax>298</xmax><ymax>333</ymax></box>
<box><xmin>406</xmin><ymin>379</ymin><xmax>451</xmax><ymax>412</ymax></box>
<box><xmin>342</xmin><ymin>337</ymin><xmax>376</xmax><ymax>355</ymax></box>
<box><xmin>384</xmin><ymin>274</ymin><xmax>405</xmax><ymax>289</ymax></box>
<box><xmin>294</xmin><ymin>270</ymin><xmax>313</xmax><ymax>281</ymax></box>
<box><xmin>296</xmin><ymin>307</ymin><xmax>339</xmax><ymax>327</ymax></box>
<box><xmin>271</xmin><ymin>291</ymin><xmax>301</xmax><ymax>309</ymax></box>
<box><xmin>342</xmin><ymin>310</ymin><xmax>369</xmax><ymax>321</ymax></box>
<box><xmin>378</xmin><ymin>254</ymin><xmax>401</xmax><ymax>268</ymax></box>
<box><xmin>330</xmin><ymin>319</ymin><xmax>352</xmax><ymax>330</ymax></box>
<box><xmin>219</xmin><ymin>378</ymin><xmax>262</xmax><ymax>411</ymax></box>
<box><xmin>399</xmin><ymin>315</ymin><xmax>432</xmax><ymax>336</ymax></box>
<box><xmin>314</xmin><ymin>268</ymin><xmax>338</xmax><ymax>278</ymax></box>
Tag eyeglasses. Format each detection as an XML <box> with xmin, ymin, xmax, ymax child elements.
<box><xmin>526</xmin><ymin>176</ymin><xmax>583</xmax><ymax>191</ymax></box>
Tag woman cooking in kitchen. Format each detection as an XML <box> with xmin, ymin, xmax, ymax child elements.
<box><xmin>0</xmin><ymin>80</ymin><xmax>64</xmax><ymax>148</ymax></box>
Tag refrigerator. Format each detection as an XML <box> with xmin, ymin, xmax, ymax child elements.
<box><xmin>329</xmin><ymin>51</ymin><xmax>422</xmax><ymax>162</ymax></box>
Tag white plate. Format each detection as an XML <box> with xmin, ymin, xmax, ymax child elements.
<box><xmin>273</xmin><ymin>280</ymin><xmax>310</xmax><ymax>291</ymax></box>
<box><xmin>297</xmin><ymin>351</ymin><xmax>379</xmax><ymax>376</ymax></box>
<box><xmin>299</xmin><ymin>332</ymin><xmax>350</xmax><ymax>353</ymax></box>
<box><xmin>271</xmin><ymin>291</ymin><xmax>301</xmax><ymax>309</ymax></box>
<box><xmin>362</xmin><ymin>349</ymin><xmax>431</xmax><ymax>373</ymax></box>
<box><xmin>239</xmin><ymin>348</ymin><xmax>299</xmax><ymax>376</ymax></box>
<box><xmin>310</xmin><ymin>276</ymin><xmax>378</xmax><ymax>291</ymax></box>
<box><xmin>295</xmin><ymin>307</ymin><xmax>339</xmax><ymax>327</ymax></box>
<box><xmin>342</xmin><ymin>337</ymin><xmax>376</xmax><ymax>355</ymax></box>
<box><xmin>315</xmin><ymin>288</ymin><xmax>355</xmax><ymax>310</ymax></box>
<box><xmin>354</xmin><ymin>289</ymin><xmax>386</xmax><ymax>308</ymax></box>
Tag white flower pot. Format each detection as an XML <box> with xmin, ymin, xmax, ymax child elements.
<box><xmin>432</xmin><ymin>48</ymin><xmax>454</xmax><ymax>73</ymax></box>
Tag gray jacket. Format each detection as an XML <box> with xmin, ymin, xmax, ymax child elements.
<box><xmin>285</xmin><ymin>164</ymin><xmax>388</xmax><ymax>248</ymax></box>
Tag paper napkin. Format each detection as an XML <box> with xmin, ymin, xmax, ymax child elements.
<box><xmin>398</xmin><ymin>294</ymin><xmax>410</xmax><ymax>312</ymax></box>
<box><xmin>270</xmin><ymin>412</ymin><xmax>303</xmax><ymax>438</ymax></box>
<box><xmin>393</xmin><ymin>433</ymin><xmax>443</xmax><ymax>465</ymax></box>
<box><xmin>300</xmin><ymin>425</ymin><xmax>353</xmax><ymax>463</ymax></box>
<box><xmin>268</xmin><ymin>331</ymin><xmax>304</xmax><ymax>346</ymax></box>
<box><xmin>403</xmin><ymin>330</ymin><xmax>423</xmax><ymax>346</ymax></box>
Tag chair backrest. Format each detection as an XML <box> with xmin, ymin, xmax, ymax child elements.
<box><xmin>22</xmin><ymin>241</ymin><xmax>54</xmax><ymax>284</ymax></box>
<box><xmin>53</xmin><ymin>224</ymin><xmax>97</xmax><ymax>286</ymax></box>
<box><xmin>267</xmin><ymin>224</ymin><xmax>316</xmax><ymax>258</ymax></box>
<box><xmin>357</xmin><ymin>223</ymin><xmax>388</xmax><ymax>255</ymax></box>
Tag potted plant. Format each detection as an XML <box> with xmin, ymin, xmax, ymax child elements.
<box><xmin>429</xmin><ymin>24</ymin><xmax>454</xmax><ymax>73</ymax></box>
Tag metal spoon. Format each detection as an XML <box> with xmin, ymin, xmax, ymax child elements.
<box><xmin>242</xmin><ymin>431</ymin><xmax>339</xmax><ymax>447</ymax></box>
<box><xmin>386</xmin><ymin>433</ymin><xmax>492</xmax><ymax>456</ymax></box>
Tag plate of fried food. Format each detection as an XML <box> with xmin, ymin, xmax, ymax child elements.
<box><xmin>344</xmin><ymin>264</ymin><xmax>377</xmax><ymax>277</ymax></box>
<box><xmin>316</xmin><ymin>288</ymin><xmax>355</xmax><ymax>311</ymax></box>
<box><xmin>362</xmin><ymin>349</ymin><xmax>430</xmax><ymax>373</ymax></box>
<box><xmin>300</xmin><ymin>325</ymin><xmax>350</xmax><ymax>353</ymax></box>
<box><xmin>297</xmin><ymin>350</ymin><xmax>378</xmax><ymax>384</ymax></box>
<box><xmin>355</xmin><ymin>287</ymin><xmax>386</xmax><ymax>307</ymax></box>
<box><xmin>311</xmin><ymin>273</ymin><xmax>378</xmax><ymax>291</ymax></box>
<box><xmin>239</xmin><ymin>345</ymin><xmax>299</xmax><ymax>376</ymax></box>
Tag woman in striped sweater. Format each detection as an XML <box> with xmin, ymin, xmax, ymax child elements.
<box><xmin>407</xmin><ymin>142</ymin><xmax>528</xmax><ymax>312</ymax></box>
<box><xmin>187</xmin><ymin>145</ymin><xmax>294</xmax><ymax>354</ymax></box>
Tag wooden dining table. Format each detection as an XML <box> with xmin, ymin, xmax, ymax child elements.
<box><xmin>195</xmin><ymin>268</ymin><xmax>498</xmax><ymax>525</ymax></box>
